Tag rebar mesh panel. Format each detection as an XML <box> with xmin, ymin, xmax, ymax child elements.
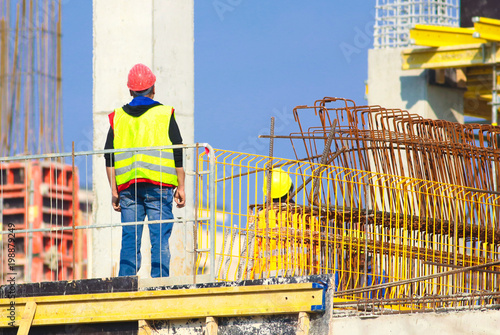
<box><xmin>374</xmin><ymin>0</ymin><xmax>460</xmax><ymax>48</ymax></box>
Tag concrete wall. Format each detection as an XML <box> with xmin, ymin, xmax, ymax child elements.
<box><xmin>92</xmin><ymin>0</ymin><xmax>194</xmax><ymax>279</ymax></box>
<box><xmin>330</xmin><ymin>310</ymin><xmax>500</xmax><ymax>335</ymax></box>
<box><xmin>367</xmin><ymin>48</ymin><xmax>464</xmax><ymax>123</ymax></box>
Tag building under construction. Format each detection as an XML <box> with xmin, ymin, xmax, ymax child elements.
<box><xmin>1</xmin><ymin>0</ymin><xmax>500</xmax><ymax>334</ymax></box>
<box><xmin>0</xmin><ymin>0</ymin><xmax>63</xmax><ymax>157</ymax></box>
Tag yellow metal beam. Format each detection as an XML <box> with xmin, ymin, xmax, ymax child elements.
<box><xmin>402</xmin><ymin>43</ymin><xmax>500</xmax><ymax>70</ymax></box>
<box><xmin>466</xmin><ymin>78</ymin><xmax>492</xmax><ymax>87</ymax></box>
<box><xmin>479</xmin><ymin>94</ymin><xmax>493</xmax><ymax>101</ymax></box>
<box><xmin>465</xmin><ymin>88</ymin><xmax>494</xmax><ymax>99</ymax></box>
<box><xmin>467</xmin><ymin>66</ymin><xmax>493</xmax><ymax>76</ymax></box>
<box><xmin>409</xmin><ymin>25</ymin><xmax>487</xmax><ymax>47</ymax></box>
<box><xmin>0</xmin><ymin>283</ymin><xmax>325</xmax><ymax>328</ymax></box>
<box><xmin>473</xmin><ymin>17</ymin><xmax>500</xmax><ymax>42</ymax></box>
<box><xmin>464</xmin><ymin>98</ymin><xmax>494</xmax><ymax>119</ymax></box>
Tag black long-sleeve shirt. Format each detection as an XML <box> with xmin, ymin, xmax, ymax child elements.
<box><xmin>104</xmin><ymin>101</ymin><xmax>183</xmax><ymax>167</ymax></box>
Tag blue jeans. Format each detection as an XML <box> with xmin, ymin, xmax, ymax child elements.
<box><xmin>118</xmin><ymin>183</ymin><xmax>174</xmax><ymax>278</ymax></box>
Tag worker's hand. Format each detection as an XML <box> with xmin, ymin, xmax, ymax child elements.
<box><xmin>112</xmin><ymin>192</ymin><xmax>121</xmax><ymax>212</ymax></box>
<box><xmin>174</xmin><ymin>187</ymin><xmax>185</xmax><ymax>208</ymax></box>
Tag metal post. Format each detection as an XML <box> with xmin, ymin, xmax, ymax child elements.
<box><xmin>492</xmin><ymin>42</ymin><xmax>498</xmax><ymax>126</ymax></box>
<box><xmin>492</xmin><ymin>42</ymin><xmax>499</xmax><ymax>192</ymax></box>
<box><xmin>312</xmin><ymin>119</ymin><xmax>337</xmax><ymax>206</ymax></box>
<box><xmin>264</xmin><ymin>117</ymin><xmax>275</xmax><ymax>278</ymax></box>
<box><xmin>363</xmin><ymin>178</ymin><xmax>370</xmax><ymax>293</ymax></box>
<box><xmin>72</xmin><ymin>142</ymin><xmax>76</xmax><ymax>279</ymax></box>
<box><xmin>193</xmin><ymin>144</ymin><xmax>199</xmax><ymax>284</ymax></box>
<box><xmin>27</xmin><ymin>178</ymin><xmax>34</xmax><ymax>283</ymax></box>
<box><xmin>207</xmin><ymin>144</ymin><xmax>217</xmax><ymax>282</ymax></box>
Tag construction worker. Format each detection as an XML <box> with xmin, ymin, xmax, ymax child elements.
<box><xmin>104</xmin><ymin>63</ymin><xmax>185</xmax><ymax>278</ymax></box>
<box><xmin>363</xmin><ymin>254</ymin><xmax>387</xmax><ymax>299</ymax></box>
<box><xmin>256</xmin><ymin>169</ymin><xmax>326</xmax><ymax>277</ymax></box>
<box><xmin>263</xmin><ymin>168</ymin><xmax>294</xmax><ymax>204</ymax></box>
<box><xmin>343</xmin><ymin>250</ymin><xmax>387</xmax><ymax>298</ymax></box>
<box><xmin>253</xmin><ymin>169</ymin><xmax>299</xmax><ymax>278</ymax></box>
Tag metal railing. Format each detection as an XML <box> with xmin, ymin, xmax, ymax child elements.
<box><xmin>195</xmin><ymin>148</ymin><xmax>500</xmax><ymax>310</ymax></box>
<box><xmin>0</xmin><ymin>144</ymin><xmax>216</xmax><ymax>283</ymax></box>
<box><xmin>1</xmin><ymin>144</ymin><xmax>499</xmax><ymax>311</ymax></box>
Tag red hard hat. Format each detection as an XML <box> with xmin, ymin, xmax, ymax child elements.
<box><xmin>127</xmin><ymin>63</ymin><xmax>156</xmax><ymax>91</ymax></box>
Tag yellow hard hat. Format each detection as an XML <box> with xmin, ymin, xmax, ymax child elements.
<box><xmin>263</xmin><ymin>168</ymin><xmax>292</xmax><ymax>199</ymax></box>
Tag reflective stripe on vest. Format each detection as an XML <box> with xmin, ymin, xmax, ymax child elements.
<box><xmin>113</xmin><ymin>105</ymin><xmax>178</xmax><ymax>187</ymax></box>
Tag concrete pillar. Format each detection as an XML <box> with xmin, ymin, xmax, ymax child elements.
<box><xmin>367</xmin><ymin>48</ymin><xmax>464</xmax><ymax>123</ymax></box>
<box><xmin>92</xmin><ymin>0</ymin><xmax>194</xmax><ymax>280</ymax></box>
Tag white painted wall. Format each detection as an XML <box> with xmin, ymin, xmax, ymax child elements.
<box><xmin>92</xmin><ymin>0</ymin><xmax>194</xmax><ymax>280</ymax></box>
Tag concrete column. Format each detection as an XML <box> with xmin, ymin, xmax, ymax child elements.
<box><xmin>367</xmin><ymin>48</ymin><xmax>464</xmax><ymax>123</ymax></box>
<box><xmin>92</xmin><ymin>0</ymin><xmax>194</xmax><ymax>280</ymax></box>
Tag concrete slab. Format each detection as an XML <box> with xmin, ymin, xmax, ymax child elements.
<box><xmin>331</xmin><ymin>310</ymin><xmax>500</xmax><ymax>335</ymax></box>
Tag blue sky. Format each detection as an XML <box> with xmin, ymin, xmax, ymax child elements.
<box><xmin>62</xmin><ymin>1</ymin><xmax>375</xmax><ymax>158</ymax></box>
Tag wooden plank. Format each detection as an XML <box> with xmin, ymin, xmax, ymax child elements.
<box><xmin>296</xmin><ymin>312</ymin><xmax>310</xmax><ymax>335</ymax></box>
<box><xmin>138</xmin><ymin>320</ymin><xmax>153</xmax><ymax>335</ymax></box>
<box><xmin>205</xmin><ymin>316</ymin><xmax>218</xmax><ymax>335</ymax></box>
<box><xmin>17</xmin><ymin>301</ymin><xmax>36</xmax><ymax>335</ymax></box>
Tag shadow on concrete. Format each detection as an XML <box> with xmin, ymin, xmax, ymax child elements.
<box><xmin>400</xmin><ymin>72</ymin><xmax>427</xmax><ymax>110</ymax></box>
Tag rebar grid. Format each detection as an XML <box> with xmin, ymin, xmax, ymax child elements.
<box><xmin>374</xmin><ymin>0</ymin><xmax>459</xmax><ymax>48</ymax></box>
<box><xmin>195</xmin><ymin>146</ymin><xmax>500</xmax><ymax>311</ymax></box>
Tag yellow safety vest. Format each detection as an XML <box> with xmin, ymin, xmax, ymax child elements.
<box><xmin>112</xmin><ymin>105</ymin><xmax>178</xmax><ymax>188</ymax></box>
